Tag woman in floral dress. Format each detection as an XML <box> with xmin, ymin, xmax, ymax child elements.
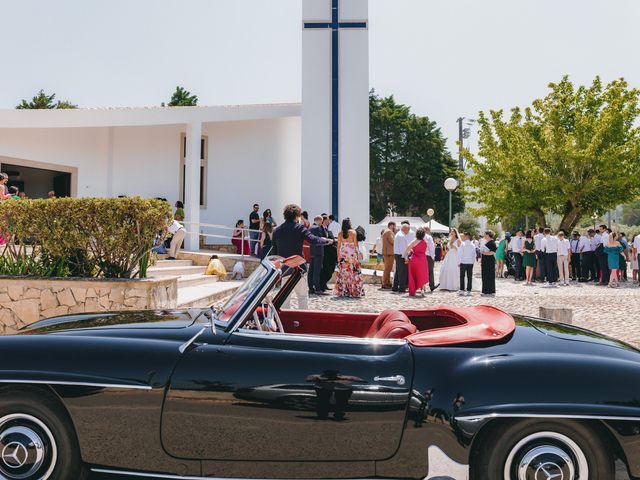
<box><xmin>334</xmin><ymin>218</ymin><xmax>365</xmax><ymax>298</ymax></box>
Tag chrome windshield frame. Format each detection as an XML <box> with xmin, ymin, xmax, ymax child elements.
<box><xmin>223</xmin><ymin>258</ymin><xmax>282</xmax><ymax>334</ymax></box>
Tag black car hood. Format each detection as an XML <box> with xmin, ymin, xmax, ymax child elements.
<box><xmin>21</xmin><ymin>310</ymin><xmax>197</xmax><ymax>335</ymax></box>
<box><xmin>523</xmin><ymin>316</ymin><xmax>640</xmax><ymax>354</ymax></box>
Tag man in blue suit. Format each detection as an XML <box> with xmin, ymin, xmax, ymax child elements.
<box><xmin>308</xmin><ymin>215</ymin><xmax>328</xmax><ymax>295</ymax></box>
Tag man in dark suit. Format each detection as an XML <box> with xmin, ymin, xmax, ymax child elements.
<box><xmin>308</xmin><ymin>215</ymin><xmax>329</xmax><ymax>295</ymax></box>
<box><xmin>320</xmin><ymin>214</ymin><xmax>337</xmax><ymax>291</ymax></box>
<box><xmin>273</xmin><ymin>205</ymin><xmax>332</xmax><ymax>309</ymax></box>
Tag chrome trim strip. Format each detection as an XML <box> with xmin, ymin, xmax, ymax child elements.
<box><xmin>457</xmin><ymin>413</ymin><xmax>640</xmax><ymax>422</ymax></box>
<box><xmin>178</xmin><ymin>326</ymin><xmax>207</xmax><ymax>354</ymax></box>
<box><xmin>92</xmin><ymin>468</ymin><xmax>381</xmax><ymax>480</ymax></box>
<box><xmin>425</xmin><ymin>445</ymin><xmax>469</xmax><ymax>480</ymax></box>
<box><xmin>233</xmin><ymin>330</ymin><xmax>406</xmax><ymax>346</ymax></box>
<box><xmin>91</xmin><ymin>469</ymin><xmax>208</xmax><ymax>479</ymax></box>
<box><xmin>0</xmin><ymin>379</ymin><xmax>152</xmax><ymax>390</ymax></box>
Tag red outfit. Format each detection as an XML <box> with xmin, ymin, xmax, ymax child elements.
<box><xmin>232</xmin><ymin>235</ymin><xmax>250</xmax><ymax>256</ymax></box>
<box><xmin>408</xmin><ymin>240</ymin><xmax>429</xmax><ymax>296</ymax></box>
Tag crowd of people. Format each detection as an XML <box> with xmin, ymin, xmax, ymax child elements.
<box><xmin>375</xmin><ymin>221</ymin><xmax>499</xmax><ymax>297</ymax></box>
<box><xmin>169</xmin><ymin>197</ymin><xmax>640</xmax><ymax>298</ymax></box>
<box><xmin>489</xmin><ymin>225</ymin><xmax>640</xmax><ymax>289</ymax></box>
<box><xmin>371</xmin><ymin>220</ymin><xmax>640</xmax><ymax>297</ymax></box>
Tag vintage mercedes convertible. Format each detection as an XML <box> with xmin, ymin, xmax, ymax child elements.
<box><xmin>0</xmin><ymin>256</ymin><xmax>639</xmax><ymax>480</ymax></box>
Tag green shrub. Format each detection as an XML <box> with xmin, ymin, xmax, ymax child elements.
<box><xmin>0</xmin><ymin>197</ymin><xmax>172</xmax><ymax>279</ymax></box>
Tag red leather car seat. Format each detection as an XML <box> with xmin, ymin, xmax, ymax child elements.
<box><xmin>366</xmin><ymin>310</ymin><xmax>417</xmax><ymax>340</ymax></box>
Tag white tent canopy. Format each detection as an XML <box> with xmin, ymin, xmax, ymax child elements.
<box><xmin>374</xmin><ymin>216</ymin><xmax>450</xmax><ymax>234</ymax></box>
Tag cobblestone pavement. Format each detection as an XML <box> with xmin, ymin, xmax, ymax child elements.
<box><xmin>308</xmin><ymin>264</ymin><xmax>640</xmax><ymax>348</ymax></box>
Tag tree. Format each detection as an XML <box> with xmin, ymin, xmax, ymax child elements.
<box><xmin>370</xmin><ymin>90</ymin><xmax>463</xmax><ymax>223</ymax></box>
<box><xmin>454</xmin><ymin>213</ymin><xmax>480</xmax><ymax>237</ymax></box>
<box><xmin>464</xmin><ymin>76</ymin><xmax>640</xmax><ymax>232</ymax></box>
<box><xmin>16</xmin><ymin>90</ymin><xmax>77</xmax><ymax>109</ymax></box>
<box><xmin>163</xmin><ymin>86</ymin><xmax>198</xmax><ymax>107</ymax></box>
<box><xmin>622</xmin><ymin>201</ymin><xmax>640</xmax><ymax>226</ymax></box>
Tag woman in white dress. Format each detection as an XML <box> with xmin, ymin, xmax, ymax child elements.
<box><xmin>439</xmin><ymin>228</ymin><xmax>462</xmax><ymax>291</ymax></box>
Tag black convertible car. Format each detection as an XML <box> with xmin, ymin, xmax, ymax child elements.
<box><xmin>0</xmin><ymin>255</ymin><xmax>639</xmax><ymax>480</ymax></box>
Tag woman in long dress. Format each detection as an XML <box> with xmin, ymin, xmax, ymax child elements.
<box><xmin>334</xmin><ymin>218</ymin><xmax>365</xmax><ymax>298</ymax></box>
<box><xmin>481</xmin><ymin>231</ymin><xmax>497</xmax><ymax>296</ymax></box>
<box><xmin>404</xmin><ymin>228</ymin><xmax>429</xmax><ymax>296</ymax></box>
<box><xmin>438</xmin><ymin>228</ymin><xmax>462</xmax><ymax>291</ymax></box>
<box><xmin>231</xmin><ymin>220</ymin><xmax>251</xmax><ymax>256</ymax></box>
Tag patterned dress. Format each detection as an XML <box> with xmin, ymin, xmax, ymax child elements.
<box><xmin>334</xmin><ymin>234</ymin><xmax>365</xmax><ymax>298</ymax></box>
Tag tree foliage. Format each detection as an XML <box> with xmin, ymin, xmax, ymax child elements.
<box><xmin>454</xmin><ymin>213</ymin><xmax>480</xmax><ymax>237</ymax></box>
<box><xmin>464</xmin><ymin>76</ymin><xmax>640</xmax><ymax>232</ymax></box>
<box><xmin>163</xmin><ymin>86</ymin><xmax>198</xmax><ymax>107</ymax></box>
<box><xmin>622</xmin><ymin>201</ymin><xmax>640</xmax><ymax>226</ymax></box>
<box><xmin>16</xmin><ymin>89</ymin><xmax>77</xmax><ymax>109</ymax></box>
<box><xmin>370</xmin><ymin>90</ymin><xmax>463</xmax><ymax>223</ymax></box>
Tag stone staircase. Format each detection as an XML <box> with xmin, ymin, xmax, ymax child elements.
<box><xmin>148</xmin><ymin>258</ymin><xmax>243</xmax><ymax>309</ymax></box>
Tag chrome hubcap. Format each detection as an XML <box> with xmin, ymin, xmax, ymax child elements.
<box><xmin>504</xmin><ymin>431</ymin><xmax>589</xmax><ymax>480</ymax></box>
<box><xmin>0</xmin><ymin>414</ymin><xmax>57</xmax><ymax>480</ymax></box>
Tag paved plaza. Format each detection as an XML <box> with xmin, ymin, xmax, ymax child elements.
<box><xmin>306</xmin><ymin>264</ymin><xmax>640</xmax><ymax>348</ymax></box>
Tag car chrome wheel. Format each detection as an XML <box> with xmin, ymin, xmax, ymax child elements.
<box><xmin>0</xmin><ymin>413</ymin><xmax>57</xmax><ymax>480</ymax></box>
<box><xmin>504</xmin><ymin>431</ymin><xmax>589</xmax><ymax>480</ymax></box>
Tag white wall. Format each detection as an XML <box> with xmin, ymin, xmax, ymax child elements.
<box><xmin>0</xmin><ymin>117</ymin><xmax>302</xmax><ymax>237</ymax></box>
<box><xmin>110</xmin><ymin>124</ymin><xmax>181</xmax><ymax>200</ymax></box>
<box><xmin>202</xmin><ymin>117</ymin><xmax>301</xmax><ymax>230</ymax></box>
<box><xmin>0</xmin><ymin>127</ymin><xmax>109</xmax><ymax>196</ymax></box>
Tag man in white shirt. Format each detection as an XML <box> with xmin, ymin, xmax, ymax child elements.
<box><xmin>541</xmin><ymin>228</ymin><xmax>559</xmax><ymax>286</ymax></box>
<box><xmin>511</xmin><ymin>230</ymin><xmax>524</xmax><ymax>281</ymax></box>
<box><xmin>392</xmin><ymin>221</ymin><xmax>414</xmax><ymax>293</ymax></box>
<box><xmin>424</xmin><ymin>227</ymin><xmax>438</xmax><ymax>292</ymax></box>
<box><xmin>597</xmin><ymin>224</ymin><xmax>611</xmax><ymax>284</ymax></box>
<box><xmin>533</xmin><ymin>227</ymin><xmax>546</xmax><ymax>282</ymax></box>
<box><xmin>556</xmin><ymin>231</ymin><xmax>571</xmax><ymax>286</ymax></box>
<box><xmin>458</xmin><ymin>232</ymin><xmax>476</xmax><ymax>295</ymax></box>
<box><xmin>634</xmin><ymin>234</ymin><xmax>640</xmax><ymax>286</ymax></box>
<box><xmin>167</xmin><ymin>219</ymin><xmax>186</xmax><ymax>260</ymax></box>
<box><xmin>327</xmin><ymin>215</ymin><xmax>341</xmax><ymax>238</ymax></box>
<box><xmin>578</xmin><ymin>231</ymin><xmax>594</xmax><ymax>282</ymax></box>
<box><xmin>569</xmin><ymin>231</ymin><xmax>581</xmax><ymax>281</ymax></box>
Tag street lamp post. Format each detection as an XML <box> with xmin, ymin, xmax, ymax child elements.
<box><xmin>444</xmin><ymin>178</ymin><xmax>459</xmax><ymax>228</ymax></box>
<box><xmin>427</xmin><ymin>208</ymin><xmax>435</xmax><ymax>229</ymax></box>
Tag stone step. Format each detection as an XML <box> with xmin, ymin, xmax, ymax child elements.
<box><xmin>147</xmin><ymin>265</ymin><xmax>206</xmax><ymax>277</ymax></box>
<box><xmin>155</xmin><ymin>259</ymin><xmax>194</xmax><ymax>268</ymax></box>
<box><xmin>199</xmin><ymin>243</ymin><xmax>237</xmax><ymax>254</ymax></box>
<box><xmin>178</xmin><ymin>273</ymin><xmax>219</xmax><ymax>288</ymax></box>
<box><xmin>177</xmin><ymin>281</ymin><xmax>243</xmax><ymax>308</ymax></box>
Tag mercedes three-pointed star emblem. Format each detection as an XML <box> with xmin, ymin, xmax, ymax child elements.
<box><xmin>535</xmin><ymin>462</ymin><xmax>564</xmax><ymax>480</ymax></box>
<box><xmin>1</xmin><ymin>442</ymin><xmax>29</xmax><ymax>469</ymax></box>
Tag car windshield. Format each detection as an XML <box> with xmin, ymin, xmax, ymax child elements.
<box><xmin>216</xmin><ymin>261</ymin><xmax>274</xmax><ymax>324</ymax></box>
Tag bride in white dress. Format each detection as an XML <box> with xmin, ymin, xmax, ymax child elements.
<box><xmin>439</xmin><ymin>228</ymin><xmax>462</xmax><ymax>291</ymax></box>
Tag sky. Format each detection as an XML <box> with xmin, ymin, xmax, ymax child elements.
<box><xmin>1</xmin><ymin>0</ymin><xmax>639</xmax><ymax>153</ymax></box>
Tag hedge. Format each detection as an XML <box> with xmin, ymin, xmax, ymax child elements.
<box><xmin>0</xmin><ymin>197</ymin><xmax>172</xmax><ymax>279</ymax></box>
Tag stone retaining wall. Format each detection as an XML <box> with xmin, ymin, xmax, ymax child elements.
<box><xmin>0</xmin><ymin>277</ymin><xmax>177</xmax><ymax>335</ymax></box>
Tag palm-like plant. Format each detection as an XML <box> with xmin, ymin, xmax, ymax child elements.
<box><xmin>16</xmin><ymin>90</ymin><xmax>77</xmax><ymax>109</ymax></box>
<box><xmin>163</xmin><ymin>86</ymin><xmax>198</xmax><ymax>107</ymax></box>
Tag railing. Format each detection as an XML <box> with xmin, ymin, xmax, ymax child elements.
<box><xmin>181</xmin><ymin>221</ymin><xmax>377</xmax><ymax>261</ymax></box>
<box><xmin>181</xmin><ymin>221</ymin><xmax>257</xmax><ymax>257</ymax></box>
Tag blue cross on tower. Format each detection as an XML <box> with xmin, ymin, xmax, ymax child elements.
<box><xmin>303</xmin><ymin>0</ymin><xmax>367</xmax><ymax>219</ymax></box>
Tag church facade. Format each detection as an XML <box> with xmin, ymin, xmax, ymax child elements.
<box><xmin>0</xmin><ymin>0</ymin><xmax>369</xmax><ymax>251</ymax></box>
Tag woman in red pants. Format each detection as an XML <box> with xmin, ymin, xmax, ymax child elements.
<box><xmin>404</xmin><ymin>228</ymin><xmax>430</xmax><ymax>296</ymax></box>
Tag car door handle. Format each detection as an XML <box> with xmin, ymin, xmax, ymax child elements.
<box><xmin>374</xmin><ymin>375</ymin><xmax>406</xmax><ymax>386</ymax></box>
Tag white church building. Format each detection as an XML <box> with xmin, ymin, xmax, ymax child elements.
<box><xmin>0</xmin><ymin>0</ymin><xmax>370</xmax><ymax>251</ymax></box>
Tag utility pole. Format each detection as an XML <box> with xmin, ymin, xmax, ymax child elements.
<box><xmin>457</xmin><ymin>117</ymin><xmax>464</xmax><ymax>170</ymax></box>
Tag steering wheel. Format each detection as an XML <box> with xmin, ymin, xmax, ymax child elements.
<box><xmin>251</xmin><ymin>299</ymin><xmax>284</xmax><ymax>333</ymax></box>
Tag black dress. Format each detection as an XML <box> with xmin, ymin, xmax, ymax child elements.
<box><xmin>481</xmin><ymin>240</ymin><xmax>497</xmax><ymax>294</ymax></box>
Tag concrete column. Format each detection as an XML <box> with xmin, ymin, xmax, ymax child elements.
<box><xmin>184</xmin><ymin>122</ymin><xmax>202</xmax><ymax>251</ymax></box>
